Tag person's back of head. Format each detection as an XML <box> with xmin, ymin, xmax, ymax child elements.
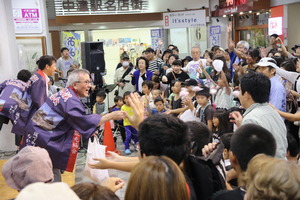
<box><xmin>2</xmin><ymin>146</ymin><xmax>53</xmax><ymax>191</ymax></box>
<box><xmin>186</xmin><ymin>121</ymin><xmax>211</xmax><ymax>156</ymax></box>
<box><xmin>240</xmin><ymin>72</ymin><xmax>270</xmax><ymax>104</ymax></box>
<box><xmin>125</xmin><ymin>156</ymin><xmax>189</xmax><ymax>200</ymax></box>
<box><xmin>17</xmin><ymin>69</ymin><xmax>32</xmax><ymax>82</ymax></box>
<box><xmin>286</xmin><ymin>134</ymin><xmax>300</xmax><ymax>162</ymax></box>
<box><xmin>230</xmin><ymin>124</ymin><xmax>276</xmax><ymax>172</ymax></box>
<box><xmin>138</xmin><ymin>114</ymin><xmax>191</xmax><ymax>165</ymax></box>
<box><xmin>220</xmin><ymin>132</ymin><xmax>233</xmax><ymax>152</ymax></box>
<box><xmin>72</xmin><ymin>183</ymin><xmax>119</xmax><ymax>200</ymax></box>
<box><xmin>245</xmin><ymin>154</ymin><xmax>300</xmax><ymax>200</ymax></box>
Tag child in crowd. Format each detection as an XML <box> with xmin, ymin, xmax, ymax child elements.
<box><xmin>48</xmin><ymin>76</ymin><xmax>60</xmax><ymax>97</ymax></box>
<box><xmin>121</xmin><ymin>91</ymin><xmax>138</xmax><ymax>155</ymax></box>
<box><xmin>167</xmin><ymin>80</ymin><xmax>187</xmax><ymax>116</ymax></box>
<box><xmin>110</xmin><ymin>96</ymin><xmax>126</xmax><ymax>142</ymax></box>
<box><xmin>212</xmin><ymin>109</ymin><xmax>233</xmax><ymax>143</ymax></box>
<box><xmin>220</xmin><ymin>132</ymin><xmax>237</xmax><ymax>187</ymax></box>
<box><xmin>199</xmin><ymin>58</ymin><xmax>233</xmax><ymax>109</ymax></box>
<box><xmin>149</xmin><ymin>89</ymin><xmax>165</xmax><ymax>109</ymax></box>
<box><xmin>141</xmin><ymin>80</ymin><xmax>153</xmax><ymax>108</ymax></box>
<box><xmin>151</xmin><ymin>97</ymin><xmax>166</xmax><ymax>114</ymax></box>
<box><xmin>162</xmin><ymin>59</ymin><xmax>190</xmax><ymax>86</ymax></box>
<box><xmin>220</xmin><ymin>132</ymin><xmax>234</xmax><ymax>171</ymax></box>
<box><xmin>165</xmin><ymin>54</ymin><xmax>179</xmax><ymax>74</ymax></box>
<box><xmin>93</xmin><ymin>91</ymin><xmax>108</xmax><ymax>115</ymax></box>
<box><xmin>182</xmin><ymin>79</ymin><xmax>198</xmax><ymax>101</ymax></box>
<box><xmin>185</xmin><ymin>86</ymin><xmax>214</xmax><ymax>130</ymax></box>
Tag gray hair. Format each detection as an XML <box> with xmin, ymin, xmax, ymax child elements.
<box><xmin>237</xmin><ymin>40</ymin><xmax>250</xmax><ymax>51</ymax></box>
<box><xmin>66</xmin><ymin>69</ymin><xmax>90</xmax><ymax>87</ymax></box>
<box><xmin>191</xmin><ymin>45</ymin><xmax>201</xmax><ymax>52</ymax></box>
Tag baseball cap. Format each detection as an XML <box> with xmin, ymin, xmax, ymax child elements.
<box><xmin>254</xmin><ymin>57</ymin><xmax>278</xmax><ymax>68</ymax></box>
<box><xmin>2</xmin><ymin>146</ymin><xmax>53</xmax><ymax>190</ymax></box>
<box><xmin>182</xmin><ymin>79</ymin><xmax>198</xmax><ymax>86</ymax></box>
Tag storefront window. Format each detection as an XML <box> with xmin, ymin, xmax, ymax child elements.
<box><xmin>240</xmin><ymin>28</ymin><xmax>268</xmax><ymax>48</ymax></box>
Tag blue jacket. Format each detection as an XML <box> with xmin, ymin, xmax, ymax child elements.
<box><xmin>131</xmin><ymin>70</ymin><xmax>153</xmax><ymax>91</ymax></box>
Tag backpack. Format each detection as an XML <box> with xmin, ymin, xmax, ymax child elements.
<box><xmin>185</xmin><ymin>142</ymin><xmax>227</xmax><ymax>200</ymax></box>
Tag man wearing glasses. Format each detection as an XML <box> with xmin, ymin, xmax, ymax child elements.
<box><xmin>22</xmin><ymin>69</ymin><xmax>127</xmax><ymax>181</ymax></box>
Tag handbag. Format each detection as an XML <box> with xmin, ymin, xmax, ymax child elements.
<box><xmin>84</xmin><ymin>136</ymin><xmax>109</xmax><ymax>182</ymax></box>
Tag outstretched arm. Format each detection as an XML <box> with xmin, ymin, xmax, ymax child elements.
<box><xmin>269</xmin><ymin>103</ymin><xmax>300</xmax><ymax>122</ymax></box>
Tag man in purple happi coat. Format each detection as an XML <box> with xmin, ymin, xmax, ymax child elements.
<box><xmin>12</xmin><ymin>55</ymin><xmax>57</xmax><ymax>136</ymax></box>
<box><xmin>23</xmin><ymin>69</ymin><xmax>126</xmax><ymax>181</ymax></box>
<box><xmin>0</xmin><ymin>70</ymin><xmax>31</xmax><ymax>130</ymax></box>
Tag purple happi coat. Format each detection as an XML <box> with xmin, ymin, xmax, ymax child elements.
<box><xmin>0</xmin><ymin>79</ymin><xmax>29</xmax><ymax>125</ymax></box>
<box><xmin>24</xmin><ymin>87</ymin><xmax>102</xmax><ymax>172</ymax></box>
<box><xmin>12</xmin><ymin>70</ymin><xmax>48</xmax><ymax>135</ymax></box>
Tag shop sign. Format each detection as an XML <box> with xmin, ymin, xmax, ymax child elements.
<box><xmin>163</xmin><ymin>10</ymin><xmax>206</xmax><ymax>29</ymax></box>
<box><xmin>55</xmin><ymin>0</ymin><xmax>148</xmax><ymax>15</ymax></box>
<box><xmin>212</xmin><ymin>0</ymin><xmax>254</xmax><ymax>16</ymax></box>
<box><xmin>268</xmin><ymin>17</ymin><xmax>282</xmax><ymax>35</ymax></box>
<box><xmin>13</xmin><ymin>8</ymin><xmax>42</xmax><ymax>33</ymax></box>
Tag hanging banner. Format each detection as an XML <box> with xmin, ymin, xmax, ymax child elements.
<box><xmin>151</xmin><ymin>29</ymin><xmax>162</xmax><ymax>50</ymax></box>
<box><xmin>163</xmin><ymin>10</ymin><xmax>206</xmax><ymax>29</ymax></box>
<box><xmin>62</xmin><ymin>32</ymin><xmax>81</xmax><ymax>63</ymax></box>
<box><xmin>210</xmin><ymin>26</ymin><xmax>221</xmax><ymax>47</ymax></box>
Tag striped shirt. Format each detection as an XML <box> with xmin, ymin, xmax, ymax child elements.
<box><xmin>148</xmin><ymin>58</ymin><xmax>163</xmax><ymax>73</ymax></box>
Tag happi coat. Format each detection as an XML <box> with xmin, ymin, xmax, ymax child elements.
<box><xmin>0</xmin><ymin>79</ymin><xmax>29</xmax><ymax>125</ymax></box>
<box><xmin>23</xmin><ymin>87</ymin><xmax>102</xmax><ymax>172</ymax></box>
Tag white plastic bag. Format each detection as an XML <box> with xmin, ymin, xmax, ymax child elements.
<box><xmin>84</xmin><ymin>137</ymin><xmax>109</xmax><ymax>182</ymax></box>
<box><xmin>180</xmin><ymin>109</ymin><xmax>200</xmax><ymax>122</ymax></box>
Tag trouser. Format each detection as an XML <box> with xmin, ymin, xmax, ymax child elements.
<box><xmin>124</xmin><ymin>126</ymin><xmax>138</xmax><ymax>149</ymax></box>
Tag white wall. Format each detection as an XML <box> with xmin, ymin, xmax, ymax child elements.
<box><xmin>271</xmin><ymin>0</ymin><xmax>300</xmax><ymax>6</ymax></box>
<box><xmin>90</xmin><ymin>28</ymin><xmax>158</xmax><ymax>84</ymax></box>
<box><xmin>287</xmin><ymin>3</ymin><xmax>300</xmax><ymax>49</ymax></box>
<box><xmin>0</xmin><ymin>0</ymin><xmax>20</xmax><ymax>151</ymax></box>
<box><xmin>149</xmin><ymin>0</ymin><xmax>209</xmax><ymax>12</ymax></box>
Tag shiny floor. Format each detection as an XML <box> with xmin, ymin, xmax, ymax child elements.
<box><xmin>0</xmin><ymin>136</ymin><xmax>136</xmax><ymax>200</ymax></box>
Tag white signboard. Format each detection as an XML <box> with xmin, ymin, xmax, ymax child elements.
<box><xmin>12</xmin><ymin>0</ymin><xmax>43</xmax><ymax>34</ymax></box>
<box><xmin>268</xmin><ymin>17</ymin><xmax>282</xmax><ymax>35</ymax></box>
<box><xmin>163</xmin><ymin>10</ymin><xmax>206</xmax><ymax>29</ymax></box>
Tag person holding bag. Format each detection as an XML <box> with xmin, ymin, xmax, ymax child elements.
<box><xmin>22</xmin><ymin>69</ymin><xmax>128</xmax><ymax>182</ymax></box>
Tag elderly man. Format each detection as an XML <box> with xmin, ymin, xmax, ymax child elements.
<box><xmin>22</xmin><ymin>69</ymin><xmax>126</xmax><ymax>181</ymax></box>
<box><xmin>182</xmin><ymin>46</ymin><xmax>207</xmax><ymax>80</ymax></box>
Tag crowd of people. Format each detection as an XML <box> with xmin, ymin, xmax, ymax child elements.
<box><xmin>1</xmin><ymin>28</ymin><xmax>300</xmax><ymax>199</ymax></box>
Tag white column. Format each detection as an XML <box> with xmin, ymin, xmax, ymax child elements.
<box><xmin>0</xmin><ymin>0</ymin><xmax>20</xmax><ymax>151</ymax></box>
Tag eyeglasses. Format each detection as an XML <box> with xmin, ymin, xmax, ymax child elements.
<box><xmin>76</xmin><ymin>80</ymin><xmax>93</xmax><ymax>85</ymax></box>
